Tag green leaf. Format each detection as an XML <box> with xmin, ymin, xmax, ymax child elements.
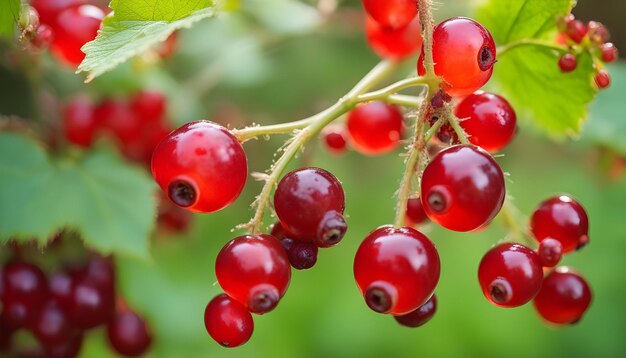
<box><xmin>0</xmin><ymin>133</ymin><xmax>156</xmax><ymax>259</ymax></box>
<box><xmin>0</xmin><ymin>0</ymin><xmax>20</xmax><ymax>38</ymax></box>
<box><xmin>249</xmin><ymin>0</ymin><xmax>322</xmax><ymax>35</ymax></box>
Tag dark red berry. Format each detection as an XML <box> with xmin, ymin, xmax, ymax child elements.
<box><xmin>131</xmin><ymin>91</ymin><xmax>166</xmax><ymax>124</ymax></box>
<box><xmin>31</xmin><ymin>302</ymin><xmax>76</xmax><ymax>347</ymax></box>
<box><xmin>601</xmin><ymin>43</ymin><xmax>618</xmax><ymax>63</ymax></box>
<box><xmin>151</xmin><ymin>120</ymin><xmax>248</xmax><ymax>213</ymax></box>
<box><xmin>272</xmin><ymin>223</ymin><xmax>318</xmax><ymax>270</ymax></box>
<box><xmin>50</xmin><ymin>4</ymin><xmax>104</xmax><ymax>66</ymax></box>
<box><xmin>353</xmin><ymin>226</ymin><xmax>440</xmax><ymax>315</ymax></box>
<box><xmin>454</xmin><ymin>91</ymin><xmax>517</xmax><ymax>152</ymax></box>
<box><xmin>530</xmin><ymin>195</ymin><xmax>589</xmax><ymax>253</ymax></box>
<box><xmin>274</xmin><ymin>167</ymin><xmax>346</xmax><ymax>243</ymax></box>
<box><xmin>537</xmin><ymin>238</ymin><xmax>563</xmax><ymax>268</ymax></box>
<box><xmin>322</xmin><ymin>126</ymin><xmax>348</xmax><ymax>155</ymax></box>
<box><xmin>558</xmin><ymin>53</ymin><xmax>578</xmax><ymax>73</ymax></box>
<box><xmin>565</xmin><ymin>19</ymin><xmax>587</xmax><ymax>44</ymax></box>
<box><xmin>418</xmin><ymin>17</ymin><xmax>496</xmax><ymax>96</ymax></box>
<box><xmin>393</xmin><ymin>294</ymin><xmax>437</xmax><ymax>328</ymax></box>
<box><xmin>478</xmin><ymin>243</ymin><xmax>543</xmax><ymax>308</ymax></box>
<box><xmin>420</xmin><ymin>145</ymin><xmax>506</xmax><ymax>232</ymax></box>
<box><xmin>66</xmin><ymin>277</ymin><xmax>114</xmax><ymax>329</ymax></box>
<box><xmin>215</xmin><ymin>235</ymin><xmax>291</xmax><ymax>314</ymax></box>
<box><xmin>362</xmin><ymin>0</ymin><xmax>417</xmax><ymax>30</ymax></box>
<box><xmin>44</xmin><ymin>332</ymin><xmax>83</xmax><ymax>358</ymax></box>
<box><xmin>366</xmin><ymin>15</ymin><xmax>422</xmax><ymax>60</ymax></box>
<box><xmin>346</xmin><ymin>101</ymin><xmax>404</xmax><ymax>155</ymax></box>
<box><xmin>405</xmin><ymin>197</ymin><xmax>428</xmax><ymax>226</ymax></box>
<box><xmin>594</xmin><ymin>70</ymin><xmax>611</xmax><ymax>89</ymax></box>
<box><xmin>107</xmin><ymin>309</ymin><xmax>152</xmax><ymax>357</ymax></box>
<box><xmin>204</xmin><ymin>294</ymin><xmax>253</xmax><ymax>348</ymax></box>
<box><xmin>533</xmin><ymin>267</ymin><xmax>592</xmax><ymax>325</ymax></box>
<box><xmin>0</xmin><ymin>319</ymin><xmax>14</xmax><ymax>352</ymax></box>
<box><xmin>64</xmin><ymin>96</ymin><xmax>97</xmax><ymax>148</ymax></box>
<box><xmin>48</xmin><ymin>272</ymin><xmax>74</xmax><ymax>309</ymax></box>
<box><xmin>2</xmin><ymin>262</ymin><xmax>48</xmax><ymax>328</ymax></box>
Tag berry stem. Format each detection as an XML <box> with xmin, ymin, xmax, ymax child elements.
<box><xmin>417</xmin><ymin>0</ymin><xmax>439</xmax><ymax>92</ymax></box>
<box><xmin>498</xmin><ymin>200</ymin><xmax>536</xmax><ymax>248</ymax></box>
<box><xmin>447</xmin><ymin>110</ymin><xmax>471</xmax><ymax>145</ymax></box>
<box><xmin>498</xmin><ymin>39</ymin><xmax>568</xmax><ymax>57</ymax></box>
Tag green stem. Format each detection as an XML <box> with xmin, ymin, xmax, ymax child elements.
<box><xmin>447</xmin><ymin>111</ymin><xmax>471</xmax><ymax>145</ymax></box>
<box><xmin>498</xmin><ymin>39</ymin><xmax>568</xmax><ymax>57</ymax></box>
<box><xmin>498</xmin><ymin>200</ymin><xmax>536</xmax><ymax>248</ymax></box>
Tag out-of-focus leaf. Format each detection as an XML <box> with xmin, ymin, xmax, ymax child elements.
<box><xmin>0</xmin><ymin>0</ymin><xmax>20</xmax><ymax>38</ymax></box>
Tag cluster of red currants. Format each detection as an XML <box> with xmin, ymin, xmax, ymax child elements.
<box><xmin>0</xmin><ymin>252</ymin><xmax>152</xmax><ymax>357</ymax></box>
<box><xmin>555</xmin><ymin>14</ymin><xmax>618</xmax><ymax>89</ymax></box>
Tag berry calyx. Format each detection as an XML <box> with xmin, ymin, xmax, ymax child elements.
<box><xmin>558</xmin><ymin>54</ymin><xmax>578</xmax><ymax>73</ymax></box>
<box><xmin>530</xmin><ymin>195</ymin><xmax>589</xmax><ymax>253</ymax></box>
<box><xmin>362</xmin><ymin>0</ymin><xmax>417</xmax><ymax>30</ymax></box>
<box><xmin>420</xmin><ymin>145</ymin><xmax>506</xmax><ymax>232</ymax></box>
<box><xmin>366</xmin><ymin>15</ymin><xmax>422</xmax><ymax>60</ymax></box>
<box><xmin>533</xmin><ymin>267</ymin><xmax>592</xmax><ymax>325</ymax></box>
<box><xmin>151</xmin><ymin>120</ymin><xmax>248</xmax><ymax>213</ymax></box>
<box><xmin>353</xmin><ymin>226</ymin><xmax>440</xmax><ymax>315</ymax></box>
<box><xmin>204</xmin><ymin>294</ymin><xmax>254</xmax><ymax>348</ymax></box>
<box><xmin>537</xmin><ymin>238</ymin><xmax>563</xmax><ymax>268</ymax></box>
<box><xmin>346</xmin><ymin>101</ymin><xmax>404</xmax><ymax>155</ymax></box>
<box><xmin>107</xmin><ymin>308</ymin><xmax>152</xmax><ymax>357</ymax></box>
<box><xmin>315</xmin><ymin>210</ymin><xmax>348</xmax><ymax>248</ymax></box>
<box><xmin>394</xmin><ymin>294</ymin><xmax>437</xmax><ymax>328</ymax></box>
<box><xmin>595</xmin><ymin>70</ymin><xmax>611</xmax><ymax>89</ymax></box>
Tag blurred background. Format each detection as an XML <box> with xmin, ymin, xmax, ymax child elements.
<box><xmin>1</xmin><ymin>0</ymin><xmax>625</xmax><ymax>357</ymax></box>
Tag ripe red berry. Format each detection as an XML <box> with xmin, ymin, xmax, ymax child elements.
<box><xmin>66</xmin><ymin>277</ymin><xmax>114</xmax><ymax>329</ymax></box>
<box><xmin>346</xmin><ymin>101</ymin><xmax>404</xmax><ymax>155</ymax></box>
<box><xmin>362</xmin><ymin>0</ymin><xmax>417</xmax><ymax>30</ymax></box>
<box><xmin>601</xmin><ymin>43</ymin><xmax>618</xmax><ymax>63</ymax></box>
<box><xmin>533</xmin><ymin>267</ymin><xmax>592</xmax><ymax>325</ymax></box>
<box><xmin>131</xmin><ymin>91</ymin><xmax>167</xmax><ymax>124</ymax></box>
<box><xmin>274</xmin><ymin>167</ymin><xmax>346</xmax><ymax>245</ymax></box>
<box><xmin>107</xmin><ymin>309</ymin><xmax>152</xmax><ymax>357</ymax></box>
<box><xmin>565</xmin><ymin>19</ymin><xmax>587</xmax><ymax>44</ymax></box>
<box><xmin>50</xmin><ymin>5</ymin><xmax>104</xmax><ymax>66</ymax></box>
<box><xmin>587</xmin><ymin>21</ymin><xmax>610</xmax><ymax>44</ymax></box>
<box><xmin>31</xmin><ymin>0</ymin><xmax>84</xmax><ymax>25</ymax></box>
<box><xmin>418</xmin><ymin>17</ymin><xmax>496</xmax><ymax>96</ymax></box>
<box><xmin>31</xmin><ymin>302</ymin><xmax>75</xmax><ymax>347</ymax></box>
<box><xmin>44</xmin><ymin>332</ymin><xmax>84</xmax><ymax>358</ymax></box>
<box><xmin>420</xmin><ymin>145</ymin><xmax>506</xmax><ymax>232</ymax></box>
<box><xmin>454</xmin><ymin>91</ymin><xmax>517</xmax><ymax>152</ymax></box>
<box><xmin>204</xmin><ymin>294</ymin><xmax>254</xmax><ymax>348</ymax></box>
<box><xmin>594</xmin><ymin>70</ymin><xmax>611</xmax><ymax>89</ymax></box>
<box><xmin>322</xmin><ymin>126</ymin><xmax>348</xmax><ymax>155</ymax></box>
<box><xmin>405</xmin><ymin>197</ymin><xmax>428</xmax><ymax>227</ymax></box>
<box><xmin>64</xmin><ymin>96</ymin><xmax>97</xmax><ymax>148</ymax></box>
<box><xmin>537</xmin><ymin>238</ymin><xmax>563</xmax><ymax>268</ymax></box>
<box><xmin>478</xmin><ymin>243</ymin><xmax>543</xmax><ymax>308</ymax></box>
<box><xmin>151</xmin><ymin>121</ymin><xmax>248</xmax><ymax>213</ymax></box>
<box><xmin>558</xmin><ymin>53</ymin><xmax>578</xmax><ymax>73</ymax></box>
<box><xmin>530</xmin><ymin>195</ymin><xmax>589</xmax><ymax>253</ymax></box>
<box><xmin>95</xmin><ymin>99</ymin><xmax>141</xmax><ymax>143</ymax></box>
<box><xmin>215</xmin><ymin>235</ymin><xmax>291</xmax><ymax>314</ymax></box>
<box><xmin>272</xmin><ymin>223</ymin><xmax>318</xmax><ymax>270</ymax></box>
<box><xmin>393</xmin><ymin>294</ymin><xmax>437</xmax><ymax>328</ymax></box>
<box><xmin>48</xmin><ymin>272</ymin><xmax>73</xmax><ymax>309</ymax></box>
<box><xmin>366</xmin><ymin>16</ymin><xmax>422</xmax><ymax>60</ymax></box>
<box><xmin>32</xmin><ymin>24</ymin><xmax>54</xmax><ymax>50</ymax></box>
<box><xmin>353</xmin><ymin>226</ymin><xmax>440</xmax><ymax>315</ymax></box>
<box><xmin>2</xmin><ymin>262</ymin><xmax>48</xmax><ymax>328</ymax></box>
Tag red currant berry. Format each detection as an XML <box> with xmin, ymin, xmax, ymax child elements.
<box><xmin>533</xmin><ymin>267</ymin><xmax>592</xmax><ymax>325</ymax></box>
<box><xmin>321</xmin><ymin>126</ymin><xmax>348</xmax><ymax>155</ymax></box>
<box><xmin>274</xmin><ymin>167</ymin><xmax>346</xmax><ymax>244</ymax></box>
<box><xmin>215</xmin><ymin>235</ymin><xmax>291</xmax><ymax>314</ymax></box>
<box><xmin>272</xmin><ymin>223</ymin><xmax>319</xmax><ymax>270</ymax></box>
<box><xmin>66</xmin><ymin>277</ymin><xmax>114</xmax><ymax>329</ymax></box>
<box><xmin>418</xmin><ymin>17</ymin><xmax>496</xmax><ymax>96</ymax></box>
<box><xmin>95</xmin><ymin>99</ymin><xmax>141</xmax><ymax>143</ymax></box>
<box><xmin>478</xmin><ymin>243</ymin><xmax>543</xmax><ymax>308</ymax></box>
<box><xmin>151</xmin><ymin>121</ymin><xmax>248</xmax><ymax>213</ymax></box>
<box><xmin>157</xmin><ymin>199</ymin><xmax>193</xmax><ymax>233</ymax></box>
<box><xmin>50</xmin><ymin>4</ymin><xmax>104</xmax><ymax>66</ymax></box>
<box><xmin>2</xmin><ymin>262</ymin><xmax>48</xmax><ymax>328</ymax></box>
<box><xmin>44</xmin><ymin>332</ymin><xmax>84</xmax><ymax>358</ymax></box>
<box><xmin>131</xmin><ymin>91</ymin><xmax>167</xmax><ymax>124</ymax></box>
<box><xmin>530</xmin><ymin>195</ymin><xmax>589</xmax><ymax>253</ymax></box>
<box><xmin>107</xmin><ymin>308</ymin><xmax>152</xmax><ymax>357</ymax></box>
<box><xmin>48</xmin><ymin>272</ymin><xmax>74</xmax><ymax>309</ymax></box>
<box><xmin>405</xmin><ymin>197</ymin><xmax>428</xmax><ymax>227</ymax></box>
<box><xmin>31</xmin><ymin>302</ymin><xmax>75</xmax><ymax>347</ymax></box>
<box><xmin>565</xmin><ymin>19</ymin><xmax>587</xmax><ymax>44</ymax></box>
<box><xmin>537</xmin><ymin>238</ymin><xmax>563</xmax><ymax>268</ymax></box>
<box><xmin>32</xmin><ymin>24</ymin><xmax>54</xmax><ymax>50</ymax></box>
<box><xmin>362</xmin><ymin>0</ymin><xmax>417</xmax><ymax>30</ymax></box>
<box><xmin>353</xmin><ymin>226</ymin><xmax>440</xmax><ymax>315</ymax></box>
<box><xmin>0</xmin><ymin>319</ymin><xmax>14</xmax><ymax>352</ymax></box>
<box><xmin>346</xmin><ymin>101</ymin><xmax>404</xmax><ymax>155</ymax></box>
<box><xmin>558</xmin><ymin>54</ymin><xmax>578</xmax><ymax>73</ymax></box>
<box><xmin>64</xmin><ymin>96</ymin><xmax>97</xmax><ymax>148</ymax></box>
<box><xmin>204</xmin><ymin>294</ymin><xmax>253</xmax><ymax>348</ymax></box>
<box><xmin>601</xmin><ymin>43</ymin><xmax>618</xmax><ymax>63</ymax></box>
<box><xmin>420</xmin><ymin>145</ymin><xmax>506</xmax><ymax>232</ymax></box>
<box><xmin>454</xmin><ymin>91</ymin><xmax>517</xmax><ymax>152</ymax></box>
<box><xmin>393</xmin><ymin>294</ymin><xmax>437</xmax><ymax>328</ymax></box>
<box><xmin>587</xmin><ymin>21</ymin><xmax>610</xmax><ymax>44</ymax></box>
<box><xmin>594</xmin><ymin>70</ymin><xmax>611</xmax><ymax>89</ymax></box>
<box><xmin>31</xmin><ymin>0</ymin><xmax>84</xmax><ymax>25</ymax></box>
<box><xmin>366</xmin><ymin>16</ymin><xmax>422</xmax><ymax>60</ymax></box>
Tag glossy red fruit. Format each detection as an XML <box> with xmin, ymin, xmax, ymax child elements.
<box><xmin>151</xmin><ymin>121</ymin><xmax>248</xmax><ymax>213</ymax></box>
<box><xmin>600</xmin><ymin>43</ymin><xmax>618</xmax><ymax>63</ymax></box>
<box><xmin>394</xmin><ymin>294</ymin><xmax>437</xmax><ymax>328</ymax></box>
<box><xmin>478</xmin><ymin>243</ymin><xmax>543</xmax><ymax>308</ymax></box>
<box><xmin>353</xmin><ymin>226</ymin><xmax>440</xmax><ymax>315</ymax></box>
<box><xmin>66</xmin><ymin>277</ymin><xmax>114</xmax><ymax>329</ymax></box>
<box><xmin>366</xmin><ymin>15</ymin><xmax>422</xmax><ymax>60</ymax></box>
<box><xmin>204</xmin><ymin>294</ymin><xmax>253</xmax><ymax>348</ymax></box>
<box><xmin>272</xmin><ymin>223</ymin><xmax>318</xmax><ymax>270</ymax></box>
<box><xmin>48</xmin><ymin>272</ymin><xmax>74</xmax><ymax>309</ymax></box>
<box><xmin>51</xmin><ymin>5</ymin><xmax>104</xmax><ymax>66</ymax></box>
<box><xmin>107</xmin><ymin>309</ymin><xmax>152</xmax><ymax>357</ymax></box>
<box><xmin>595</xmin><ymin>70</ymin><xmax>611</xmax><ymax>89</ymax></box>
<box><xmin>64</xmin><ymin>96</ymin><xmax>97</xmax><ymax>148</ymax></box>
<box><xmin>565</xmin><ymin>19</ymin><xmax>587</xmax><ymax>44</ymax></box>
<box><xmin>587</xmin><ymin>21</ymin><xmax>610</xmax><ymax>44</ymax></box>
<box><xmin>558</xmin><ymin>54</ymin><xmax>578</xmax><ymax>73</ymax></box>
<box><xmin>418</xmin><ymin>17</ymin><xmax>496</xmax><ymax>96</ymax></box>
<box><xmin>94</xmin><ymin>99</ymin><xmax>141</xmax><ymax>143</ymax></box>
<box><xmin>362</xmin><ymin>0</ymin><xmax>417</xmax><ymax>30</ymax></box>
<box><xmin>420</xmin><ymin>145</ymin><xmax>505</xmax><ymax>232</ymax></box>
<box><xmin>31</xmin><ymin>302</ymin><xmax>75</xmax><ymax>347</ymax></box>
<box><xmin>537</xmin><ymin>238</ymin><xmax>563</xmax><ymax>268</ymax></box>
<box><xmin>274</xmin><ymin>167</ymin><xmax>346</xmax><ymax>245</ymax></box>
<box><xmin>347</xmin><ymin>101</ymin><xmax>404</xmax><ymax>155</ymax></box>
<box><xmin>32</xmin><ymin>24</ymin><xmax>54</xmax><ymax>50</ymax></box>
<box><xmin>533</xmin><ymin>267</ymin><xmax>592</xmax><ymax>325</ymax></box>
<box><xmin>530</xmin><ymin>195</ymin><xmax>589</xmax><ymax>253</ymax></box>
<box><xmin>405</xmin><ymin>197</ymin><xmax>428</xmax><ymax>226</ymax></box>
<box><xmin>322</xmin><ymin>126</ymin><xmax>348</xmax><ymax>155</ymax></box>
<box><xmin>2</xmin><ymin>262</ymin><xmax>48</xmax><ymax>328</ymax></box>
<box><xmin>215</xmin><ymin>235</ymin><xmax>291</xmax><ymax>314</ymax></box>
<box><xmin>454</xmin><ymin>91</ymin><xmax>517</xmax><ymax>152</ymax></box>
<box><xmin>44</xmin><ymin>332</ymin><xmax>83</xmax><ymax>358</ymax></box>
<box><xmin>131</xmin><ymin>91</ymin><xmax>167</xmax><ymax>124</ymax></box>
<box><xmin>31</xmin><ymin>0</ymin><xmax>84</xmax><ymax>25</ymax></box>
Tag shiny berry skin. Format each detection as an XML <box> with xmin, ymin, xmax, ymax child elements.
<box><xmin>565</xmin><ymin>19</ymin><xmax>587</xmax><ymax>44</ymax></box>
<box><xmin>478</xmin><ymin>243</ymin><xmax>543</xmax><ymax>308</ymax></box>
<box><xmin>64</xmin><ymin>96</ymin><xmax>97</xmax><ymax>148</ymax></box>
<box><xmin>587</xmin><ymin>21</ymin><xmax>610</xmax><ymax>44</ymax></box>
<box><xmin>537</xmin><ymin>238</ymin><xmax>563</xmax><ymax>268</ymax></box>
<box><xmin>50</xmin><ymin>5</ymin><xmax>104</xmax><ymax>66</ymax></box>
<box><xmin>533</xmin><ymin>267</ymin><xmax>592</xmax><ymax>325</ymax></box>
<box><xmin>272</xmin><ymin>223</ymin><xmax>319</xmax><ymax>270</ymax></box>
<box><xmin>95</xmin><ymin>99</ymin><xmax>140</xmax><ymax>143</ymax></box>
<box><xmin>394</xmin><ymin>294</ymin><xmax>437</xmax><ymax>328</ymax></box>
<box><xmin>131</xmin><ymin>91</ymin><xmax>166</xmax><ymax>124</ymax></box>
<box><xmin>362</xmin><ymin>0</ymin><xmax>417</xmax><ymax>30</ymax></box>
<box><xmin>31</xmin><ymin>302</ymin><xmax>75</xmax><ymax>347</ymax></box>
<box><xmin>107</xmin><ymin>309</ymin><xmax>152</xmax><ymax>357</ymax></box>
<box><xmin>420</xmin><ymin>145</ymin><xmax>506</xmax><ymax>232</ymax></box>
<box><xmin>366</xmin><ymin>15</ymin><xmax>422</xmax><ymax>60</ymax></box>
<box><xmin>558</xmin><ymin>54</ymin><xmax>578</xmax><ymax>73</ymax></box>
<box><xmin>215</xmin><ymin>235</ymin><xmax>291</xmax><ymax>314</ymax></box>
<box><xmin>151</xmin><ymin>120</ymin><xmax>248</xmax><ymax>213</ymax></box>
<box><xmin>530</xmin><ymin>195</ymin><xmax>589</xmax><ymax>253</ymax></box>
<box><xmin>322</xmin><ymin>126</ymin><xmax>348</xmax><ymax>155</ymax></box>
<box><xmin>347</xmin><ymin>101</ymin><xmax>404</xmax><ymax>155</ymax></box>
<box><xmin>405</xmin><ymin>197</ymin><xmax>428</xmax><ymax>226</ymax></box>
<box><xmin>48</xmin><ymin>272</ymin><xmax>74</xmax><ymax>309</ymax></box>
<box><xmin>353</xmin><ymin>226</ymin><xmax>440</xmax><ymax>315</ymax></box>
<box><xmin>66</xmin><ymin>277</ymin><xmax>114</xmax><ymax>329</ymax></box>
<box><xmin>454</xmin><ymin>91</ymin><xmax>517</xmax><ymax>152</ymax></box>
<box><xmin>204</xmin><ymin>294</ymin><xmax>253</xmax><ymax>348</ymax></box>
<box><xmin>601</xmin><ymin>43</ymin><xmax>618</xmax><ymax>63</ymax></box>
<box><xmin>2</xmin><ymin>262</ymin><xmax>48</xmax><ymax>328</ymax></box>
<box><xmin>595</xmin><ymin>70</ymin><xmax>611</xmax><ymax>89</ymax></box>
<box><xmin>274</xmin><ymin>167</ymin><xmax>346</xmax><ymax>243</ymax></box>
<box><xmin>418</xmin><ymin>17</ymin><xmax>496</xmax><ymax>97</ymax></box>
<box><xmin>31</xmin><ymin>0</ymin><xmax>84</xmax><ymax>25</ymax></box>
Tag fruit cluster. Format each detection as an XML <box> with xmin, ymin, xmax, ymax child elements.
<box><xmin>0</xmin><ymin>247</ymin><xmax>152</xmax><ymax>357</ymax></box>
